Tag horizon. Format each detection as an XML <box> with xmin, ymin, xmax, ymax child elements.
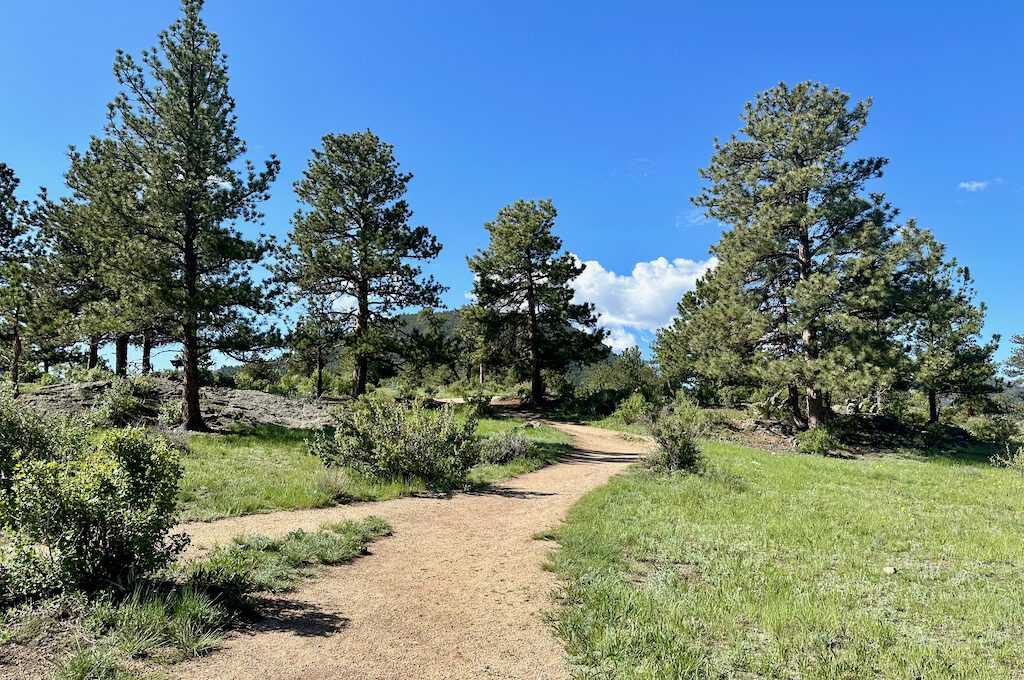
<box><xmin>1</xmin><ymin>0</ymin><xmax>1020</xmax><ymax>366</ymax></box>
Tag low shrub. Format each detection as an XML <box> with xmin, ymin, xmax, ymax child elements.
<box><xmin>309</xmin><ymin>396</ymin><xmax>480</xmax><ymax>486</ymax></box>
<box><xmin>992</xmin><ymin>444</ymin><xmax>1024</xmax><ymax>476</ymax></box>
<box><xmin>795</xmin><ymin>427</ymin><xmax>840</xmax><ymax>455</ymax></box>
<box><xmin>465</xmin><ymin>391</ymin><xmax>495</xmax><ymax>417</ymax></box>
<box><xmin>645</xmin><ymin>404</ymin><xmax>707</xmax><ymax>472</ymax></box>
<box><xmin>614</xmin><ymin>392</ymin><xmax>655</xmax><ymax>425</ymax></box>
<box><xmin>93</xmin><ymin>377</ymin><xmax>155</xmax><ymax>427</ymax></box>
<box><xmin>0</xmin><ymin>396</ymin><xmax>80</xmax><ymax>496</ymax></box>
<box><xmin>157</xmin><ymin>399</ymin><xmax>184</xmax><ymax>428</ymax></box>
<box><xmin>962</xmin><ymin>414</ymin><xmax>1020</xmax><ymax>444</ymax></box>
<box><xmin>479</xmin><ymin>430</ymin><xmax>529</xmax><ymax>465</ymax></box>
<box><xmin>3</xmin><ymin>429</ymin><xmax>186</xmax><ymax>600</ymax></box>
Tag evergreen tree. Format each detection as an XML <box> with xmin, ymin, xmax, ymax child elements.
<box><xmin>0</xmin><ymin>163</ymin><xmax>34</xmax><ymax>395</ymax></box>
<box><xmin>903</xmin><ymin>228</ymin><xmax>999</xmax><ymax>422</ymax></box>
<box><xmin>1007</xmin><ymin>336</ymin><xmax>1024</xmax><ymax>385</ymax></box>
<box><xmin>467</xmin><ymin>199</ymin><xmax>605</xmax><ymax>404</ymax></box>
<box><xmin>75</xmin><ymin>0</ymin><xmax>279</xmax><ymax>428</ymax></box>
<box><xmin>285</xmin><ymin>297</ymin><xmax>348</xmax><ymax>399</ymax></box>
<box><xmin>689</xmin><ymin>81</ymin><xmax>909</xmax><ymax>428</ymax></box>
<box><xmin>277</xmin><ymin>130</ymin><xmax>443</xmax><ymax>398</ymax></box>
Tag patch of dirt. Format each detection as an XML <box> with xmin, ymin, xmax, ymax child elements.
<box><xmin>174</xmin><ymin>422</ymin><xmax>649</xmax><ymax>680</ymax></box>
<box><xmin>18</xmin><ymin>377</ymin><xmax>333</xmax><ymax>430</ymax></box>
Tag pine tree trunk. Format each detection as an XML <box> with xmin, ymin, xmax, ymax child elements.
<box><xmin>315</xmin><ymin>345</ymin><xmax>324</xmax><ymax>399</ymax></box>
<box><xmin>788</xmin><ymin>382</ymin><xmax>806</xmax><ymax>429</ymax></box>
<box><xmin>10</xmin><ymin>332</ymin><xmax>22</xmax><ymax>398</ymax></box>
<box><xmin>478</xmin><ymin>363</ymin><xmax>484</xmax><ymax>387</ymax></box>
<box><xmin>181</xmin><ymin>323</ymin><xmax>206</xmax><ymax>430</ymax></box>
<box><xmin>525</xmin><ymin>266</ymin><xmax>544</xmax><ymax>405</ymax></box>
<box><xmin>806</xmin><ymin>385</ymin><xmax>825</xmax><ymax>429</ymax></box>
<box><xmin>141</xmin><ymin>330</ymin><xmax>153</xmax><ymax>375</ymax></box>
<box><xmin>351</xmin><ymin>280</ymin><xmax>369</xmax><ymax>398</ymax></box>
<box><xmin>928</xmin><ymin>390</ymin><xmax>938</xmax><ymax>424</ymax></box>
<box><xmin>115</xmin><ymin>335</ymin><xmax>129</xmax><ymax>376</ymax></box>
<box><xmin>87</xmin><ymin>336</ymin><xmax>100</xmax><ymax>369</ymax></box>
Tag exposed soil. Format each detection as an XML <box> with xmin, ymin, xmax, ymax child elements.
<box><xmin>174</xmin><ymin>422</ymin><xmax>649</xmax><ymax>680</ymax></box>
<box><xmin>19</xmin><ymin>377</ymin><xmax>333</xmax><ymax>430</ymax></box>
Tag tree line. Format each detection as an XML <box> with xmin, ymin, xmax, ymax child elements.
<box><xmin>0</xmin><ymin>0</ymin><xmax>604</xmax><ymax>429</ymax></box>
<box><xmin>1</xmin><ymin>2</ymin><xmax>1016</xmax><ymax>433</ymax></box>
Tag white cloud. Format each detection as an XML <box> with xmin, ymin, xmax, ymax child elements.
<box><xmin>675</xmin><ymin>209</ymin><xmax>712</xmax><ymax>228</ymax></box>
<box><xmin>571</xmin><ymin>255</ymin><xmax>716</xmax><ymax>350</ymax></box>
<box><xmin>958</xmin><ymin>180</ymin><xmax>990</xmax><ymax>192</ymax></box>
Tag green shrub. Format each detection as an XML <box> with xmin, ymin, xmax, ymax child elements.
<box><xmin>0</xmin><ymin>396</ymin><xmax>81</xmax><ymax>495</ymax></box>
<box><xmin>479</xmin><ymin>430</ymin><xmax>529</xmax><ymax>464</ymax></box>
<box><xmin>614</xmin><ymin>392</ymin><xmax>656</xmax><ymax>425</ymax></box>
<box><xmin>992</xmin><ymin>444</ymin><xmax>1024</xmax><ymax>476</ymax></box>
<box><xmin>795</xmin><ymin>427</ymin><xmax>840</xmax><ymax>455</ymax></box>
<box><xmin>157</xmin><ymin>399</ymin><xmax>184</xmax><ymax>427</ymax></box>
<box><xmin>3</xmin><ymin>429</ymin><xmax>186</xmax><ymax>599</ymax></box>
<box><xmin>465</xmin><ymin>391</ymin><xmax>495</xmax><ymax>417</ymax></box>
<box><xmin>93</xmin><ymin>377</ymin><xmax>155</xmax><ymax>427</ymax></box>
<box><xmin>309</xmin><ymin>396</ymin><xmax>479</xmax><ymax>486</ymax></box>
<box><xmin>963</xmin><ymin>414</ymin><xmax>1019</xmax><ymax>444</ymax></box>
<box><xmin>645</xmin><ymin>405</ymin><xmax>706</xmax><ymax>472</ymax></box>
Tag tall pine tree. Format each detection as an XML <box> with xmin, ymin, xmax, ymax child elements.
<box><xmin>77</xmin><ymin>0</ymin><xmax>279</xmax><ymax>428</ymax></box>
<box><xmin>467</xmin><ymin>199</ymin><xmax>605</xmax><ymax>404</ymax></box>
<box><xmin>276</xmin><ymin>131</ymin><xmax>443</xmax><ymax>398</ymax></box>
<box><xmin>690</xmin><ymin>82</ymin><xmax>907</xmax><ymax>428</ymax></box>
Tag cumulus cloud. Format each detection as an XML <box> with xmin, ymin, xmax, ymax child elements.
<box><xmin>571</xmin><ymin>256</ymin><xmax>716</xmax><ymax>350</ymax></box>
<box><xmin>958</xmin><ymin>180</ymin><xmax>990</xmax><ymax>192</ymax></box>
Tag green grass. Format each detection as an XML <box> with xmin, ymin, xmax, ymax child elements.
<box><xmin>179</xmin><ymin>419</ymin><xmax>572</xmax><ymax>521</ymax></box>
<box><xmin>548</xmin><ymin>441</ymin><xmax>1024</xmax><ymax>679</ymax></box>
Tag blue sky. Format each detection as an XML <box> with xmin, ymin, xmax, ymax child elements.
<box><xmin>1</xmin><ymin>1</ymin><xmax>1021</xmax><ymax>360</ymax></box>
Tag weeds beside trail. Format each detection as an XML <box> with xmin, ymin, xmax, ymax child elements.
<box><xmin>548</xmin><ymin>440</ymin><xmax>1024</xmax><ymax>678</ymax></box>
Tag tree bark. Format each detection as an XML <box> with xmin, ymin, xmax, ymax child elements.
<box><xmin>928</xmin><ymin>390</ymin><xmax>938</xmax><ymax>424</ymax></box>
<box><xmin>787</xmin><ymin>382</ymin><xmax>806</xmax><ymax>429</ymax></box>
<box><xmin>11</xmin><ymin>332</ymin><xmax>22</xmax><ymax>398</ymax></box>
<box><xmin>181</xmin><ymin>323</ymin><xmax>206</xmax><ymax>430</ymax></box>
<box><xmin>525</xmin><ymin>260</ymin><xmax>544</xmax><ymax>405</ymax></box>
<box><xmin>351</xmin><ymin>280</ymin><xmax>369</xmax><ymax>398</ymax></box>
<box><xmin>87</xmin><ymin>336</ymin><xmax>100</xmax><ymax>369</ymax></box>
<box><xmin>315</xmin><ymin>345</ymin><xmax>324</xmax><ymax>399</ymax></box>
<box><xmin>478</xmin><ymin>363</ymin><xmax>484</xmax><ymax>387</ymax></box>
<box><xmin>114</xmin><ymin>335</ymin><xmax>129</xmax><ymax>376</ymax></box>
<box><xmin>141</xmin><ymin>330</ymin><xmax>153</xmax><ymax>375</ymax></box>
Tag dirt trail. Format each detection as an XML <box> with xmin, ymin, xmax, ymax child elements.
<box><xmin>176</xmin><ymin>423</ymin><xmax>648</xmax><ymax>680</ymax></box>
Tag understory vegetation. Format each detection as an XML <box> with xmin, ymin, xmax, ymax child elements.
<box><xmin>548</xmin><ymin>442</ymin><xmax>1024</xmax><ymax>679</ymax></box>
<box><xmin>2</xmin><ymin>517</ymin><xmax>389</xmax><ymax>679</ymax></box>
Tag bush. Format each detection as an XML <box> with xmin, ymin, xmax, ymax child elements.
<box><xmin>795</xmin><ymin>427</ymin><xmax>840</xmax><ymax>455</ymax></box>
<box><xmin>645</xmin><ymin>404</ymin><xmax>706</xmax><ymax>472</ymax></box>
<box><xmin>93</xmin><ymin>377</ymin><xmax>155</xmax><ymax>427</ymax></box>
<box><xmin>614</xmin><ymin>392</ymin><xmax>656</xmax><ymax>425</ymax></box>
<box><xmin>962</xmin><ymin>414</ymin><xmax>1020</xmax><ymax>444</ymax></box>
<box><xmin>3</xmin><ymin>429</ymin><xmax>186</xmax><ymax>599</ymax></box>
<box><xmin>992</xmin><ymin>444</ymin><xmax>1024</xmax><ymax>476</ymax></box>
<box><xmin>157</xmin><ymin>399</ymin><xmax>184</xmax><ymax>428</ymax></box>
<box><xmin>479</xmin><ymin>430</ymin><xmax>529</xmax><ymax>464</ymax></box>
<box><xmin>310</xmin><ymin>396</ymin><xmax>480</xmax><ymax>486</ymax></box>
<box><xmin>465</xmin><ymin>391</ymin><xmax>495</xmax><ymax>417</ymax></box>
<box><xmin>0</xmin><ymin>396</ymin><xmax>80</xmax><ymax>495</ymax></box>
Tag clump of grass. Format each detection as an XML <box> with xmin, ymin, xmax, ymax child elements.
<box><xmin>183</xmin><ymin>516</ymin><xmax>391</xmax><ymax>597</ymax></box>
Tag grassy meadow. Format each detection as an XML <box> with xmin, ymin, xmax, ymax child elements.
<box><xmin>548</xmin><ymin>440</ymin><xmax>1024</xmax><ymax>679</ymax></box>
<box><xmin>179</xmin><ymin>417</ymin><xmax>572</xmax><ymax>522</ymax></box>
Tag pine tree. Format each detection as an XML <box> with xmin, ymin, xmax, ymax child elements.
<box><xmin>902</xmin><ymin>228</ymin><xmax>999</xmax><ymax>422</ymax></box>
<box><xmin>76</xmin><ymin>0</ymin><xmax>279</xmax><ymax>428</ymax></box>
<box><xmin>1007</xmin><ymin>336</ymin><xmax>1024</xmax><ymax>385</ymax></box>
<box><xmin>0</xmin><ymin>163</ymin><xmax>33</xmax><ymax>395</ymax></box>
<box><xmin>690</xmin><ymin>81</ymin><xmax>908</xmax><ymax>428</ymax></box>
<box><xmin>467</xmin><ymin>199</ymin><xmax>605</xmax><ymax>404</ymax></box>
<box><xmin>277</xmin><ymin>130</ymin><xmax>443</xmax><ymax>398</ymax></box>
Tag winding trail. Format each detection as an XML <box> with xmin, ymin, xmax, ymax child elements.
<box><xmin>176</xmin><ymin>422</ymin><xmax>648</xmax><ymax>680</ymax></box>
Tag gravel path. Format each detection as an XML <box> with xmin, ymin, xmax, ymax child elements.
<box><xmin>175</xmin><ymin>422</ymin><xmax>648</xmax><ymax>680</ymax></box>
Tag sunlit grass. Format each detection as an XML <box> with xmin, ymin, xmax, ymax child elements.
<box><xmin>548</xmin><ymin>441</ymin><xmax>1024</xmax><ymax>678</ymax></box>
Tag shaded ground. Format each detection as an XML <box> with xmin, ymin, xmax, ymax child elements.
<box><xmin>175</xmin><ymin>422</ymin><xmax>648</xmax><ymax>680</ymax></box>
<box><xmin>19</xmin><ymin>377</ymin><xmax>333</xmax><ymax>430</ymax></box>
